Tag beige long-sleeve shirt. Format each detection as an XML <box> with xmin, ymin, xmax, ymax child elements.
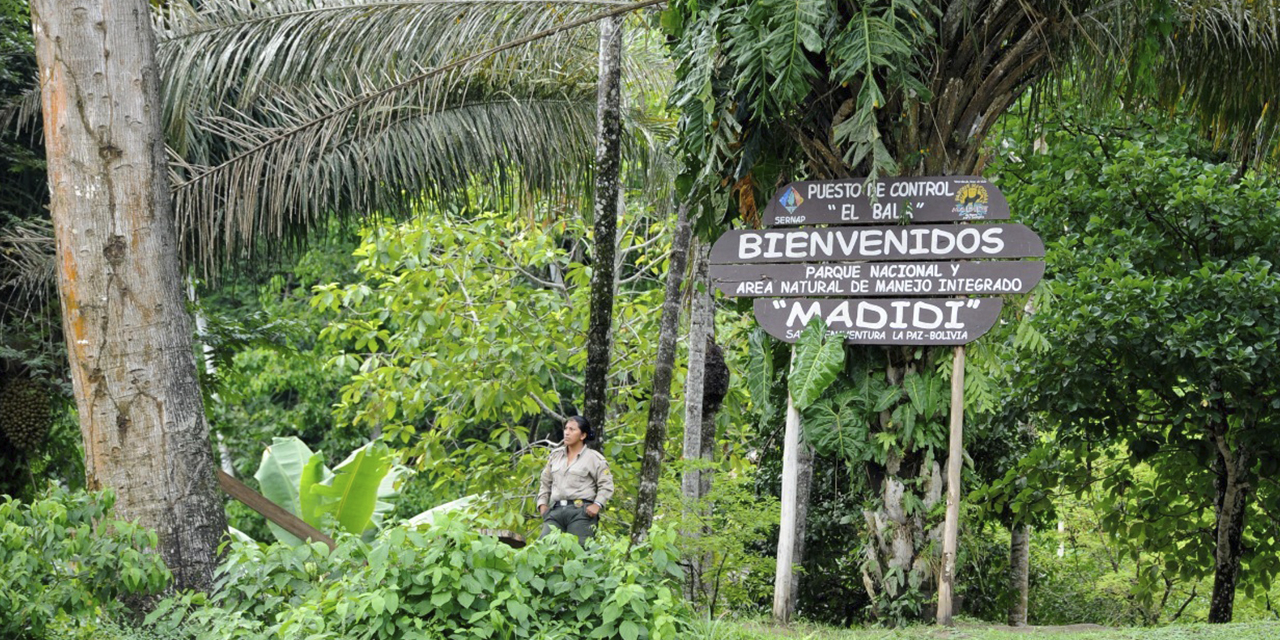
<box><xmin>537</xmin><ymin>447</ymin><xmax>614</xmax><ymax>509</ymax></box>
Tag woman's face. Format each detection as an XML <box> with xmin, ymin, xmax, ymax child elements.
<box><xmin>563</xmin><ymin>420</ymin><xmax>585</xmax><ymax>446</ymax></box>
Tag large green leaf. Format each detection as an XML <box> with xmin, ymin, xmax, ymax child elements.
<box><xmin>789</xmin><ymin>319</ymin><xmax>845</xmax><ymax>410</ymax></box>
<box><xmin>310</xmin><ymin>443</ymin><xmax>395</xmax><ymax>535</ymax></box>
<box><xmin>369</xmin><ymin>464</ymin><xmax>411</xmax><ymax>529</ymax></box>
<box><xmin>297</xmin><ymin>453</ymin><xmax>331</xmax><ymax>526</ymax></box>
<box><xmin>253</xmin><ymin>437</ymin><xmax>318</xmax><ymax>545</ymax></box>
<box><xmin>747</xmin><ymin>328</ymin><xmax>775</xmax><ymax>421</ymax></box>
<box><xmin>803</xmin><ymin>390</ymin><xmax>867</xmax><ymax>463</ymax></box>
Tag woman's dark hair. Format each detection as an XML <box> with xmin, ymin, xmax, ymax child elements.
<box><xmin>566</xmin><ymin>415</ymin><xmax>592</xmax><ymax>440</ymax></box>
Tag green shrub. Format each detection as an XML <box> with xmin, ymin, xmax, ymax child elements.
<box><xmin>0</xmin><ymin>486</ymin><xmax>171</xmax><ymax>639</ymax></box>
<box><xmin>151</xmin><ymin>515</ymin><xmax>692</xmax><ymax>640</ymax></box>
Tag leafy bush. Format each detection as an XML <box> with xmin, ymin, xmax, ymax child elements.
<box><xmin>150</xmin><ymin>515</ymin><xmax>692</xmax><ymax>640</ymax></box>
<box><xmin>0</xmin><ymin>486</ymin><xmax>171</xmax><ymax>639</ymax></box>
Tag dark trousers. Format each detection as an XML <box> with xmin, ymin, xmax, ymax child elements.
<box><xmin>541</xmin><ymin>504</ymin><xmax>597</xmax><ymax>545</ymax></box>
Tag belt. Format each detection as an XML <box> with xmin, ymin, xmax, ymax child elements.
<box><xmin>553</xmin><ymin>499</ymin><xmax>589</xmax><ymax>508</ymax></box>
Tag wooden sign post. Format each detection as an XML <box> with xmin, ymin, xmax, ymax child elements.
<box><xmin>936</xmin><ymin>345</ymin><xmax>966</xmax><ymax>625</ymax></box>
<box><xmin>713</xmin><ymin>176</ymin><xmax>1042</xmax><ymax>625</ymax></box>
<box><xmin>772</xmin><ymin>391</ymin><xmax>802</xmax><ymax>623</ymax></box>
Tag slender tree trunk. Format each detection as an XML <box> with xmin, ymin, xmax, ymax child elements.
<box><xmin>630</xmin><ymin>202</ymin><xmax>692</xmax><ymax>544</ymax></box>
<box><xmin>31</xmin><ymin>0</ymin><xmax>226</xmax><ymax>592</ymax></box>
<box><xmin>582</xmin><ymin>16</ymin><xmax>623</xmax><ymax>435</ymax></box>
<box><xmin>682</xmin><ymin>241</ymin><xmax>711</xmax><ymax>502</ymax></box>
<box><xmin>1009</xmin><ymin>524</ymin><xmax>1030</xmax><ymax>626</ymax></box>
<box><xmin>1208</xmin><ymin>427</ymin><xmax>1251</xmax><ymax>623</ymax></box>
<box><xmin>681</xmin><ymin>240</ymin><xmax>711</xmax><ymax>600</ymax></box>
<box><xmin>188</xmin><ymin>280</ymin><xmax>235</xmax><ymax>476</ymax></box>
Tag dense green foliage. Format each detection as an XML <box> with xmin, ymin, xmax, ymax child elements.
<box><xmin>309</xmin><ymin>200</ymin><xmax>669</xmax><ymax>531</ymax></box>
<box><xmin>0</xmin><ymin>488</ymin><xmax>170</xmax><ymax>640</ymax></box>
<box><xmin>145</xmin><ymin>517</ymin><xmax>691</xmax><ymax>640</ymax></box>
<box><xmin>989</xmin><ymin>110</ymin><xmax>1280</xmax><ymax>609</ymax></box>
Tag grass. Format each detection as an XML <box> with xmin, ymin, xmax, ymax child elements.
<box><xmin>696</xmin><ymin>619</ymin><xmax>1280</xmax><ymax>640</ymax></box>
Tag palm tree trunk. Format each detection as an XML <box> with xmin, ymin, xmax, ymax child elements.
<box><xmin>1009</xmin><ymin>524</ymin><xmax>1030</xmax><ymax>626</ymax></box>
<box><xmin>582</xmin><ymin>15</ymin><xmax>624</xmax><ymax>435</ymax></box>
<box><xmin>630</xmin><ymin>201</ymin><xmax>693</xmax><ymax>544</ymax></box>
<box><xmin>31</xmin><ymin>0</ymin><xmax>226</xmax><ymax>592</ymax></box>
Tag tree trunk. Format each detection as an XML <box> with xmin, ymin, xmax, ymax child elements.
<box><xmin>31</xmin><ymin>0</ymin><xmax>226</xmax><ymax>592</ymax></box>
<box><xmin>582</xmin><ymin>15</ymin><xmax>623</xmax><ymax>436</ymax></box>
<box><xmin>861</xmin><ymin>348</ymin><xmax>945</xmax><ymax>622</ymax></box>
<box><xmin>630</xmin><ymin>202</ymin><xmax>693</xmax><ymax>544</ymax></box>
<box><xmin>1009</xmin><ymin>524</ymin><xmax>1030</xmax><ymax>626</ymax></box>
<box><xmin>1208</xmin><ymin>427</ymin><xmax>1251</xmax><ymax>623</ymax></box>
<box><xmin>681</xmin><ymin>240</ymin><xmax>711</xmax><ymax>600</ymax></box>
<box><xmin>682</xmin><ymin>240</ymin><xmax>712</xmax><ymax>503</ymax></box>
<box><xmin>188</xmin><ymin>280</ymin><xmax>235</xmax><ymax>477</ymax></box>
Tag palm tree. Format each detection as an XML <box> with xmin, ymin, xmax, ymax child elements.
<box><xmin>656</xmin><ymin>0</ymin><xmax>1279</xmax><ymax>623</ymax></box>
<box><xmin>155</xmin><ymin>0</ymin><xmax>672</xmax><ymax>272</ymax></box>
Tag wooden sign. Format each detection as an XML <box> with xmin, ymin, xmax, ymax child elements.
<box><xmin>711</xmin><ymin>261</ymin><xmax>1044</xmax><ymax>298</ymax></box>
<box><xmin>709</xmin><ymin>224</ymin><xmax>1044</xmax><ymax>264</ymax></box>
<box><xmin>764</xmin><ymin>176</ymin><xmax>1009</xmax><ymax>226</ymax></box>
<box><xmin>753</xmin><ymin>297</ymin><xmax>1003</xmax><ymax>345</ymax></box>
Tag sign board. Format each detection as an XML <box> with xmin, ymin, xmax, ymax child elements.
<box><xmin>711</xmin><ymin>261</ymin><xmax>1045</xmax><ymax>297</ymax></box>
<box><xmin>708</xmin><ymin>224</ymin><xmax>1044</xmax><ymax>265</ymax></box>
<box><xmin>764</xmin><ymin>176</ymin><xmax>1009</xmax><ymax>226</ymax></box>
<box><xmin>753</xmin><ymin>297</ymin><xmax>1004</xmax><ymax>345</ymax></box>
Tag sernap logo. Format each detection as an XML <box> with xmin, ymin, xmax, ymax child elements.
<box><xmin>779</xmin><ymin>186</ymin><xmax>804</xmax><ymax>213</ymax></box>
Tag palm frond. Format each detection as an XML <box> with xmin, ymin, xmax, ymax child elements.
<box><xmin>1061</xmin><ymin>0</ymin><xmax>1280</xmax><ymax>161</ymax></box>
<box><xmin>0</xmin><ymin>216</ymin><xmax>56</xmax><ymax>309</ymax></box>
<box><xmin>1161</xmin><ymin>0</ymin><xmax>1280</xmax><ymax>159</ymax></box>
<box><xmin>166</xmin><ymin>0</ymin><xmax>670</xmax><ymax>272</ymax></box>
<box><xmin>158</xmin><ymin>1</ymin><xmax>643</xmax><ymax>155</ymax></box>
<box><xmin>172</xmin><ymin>92</ymin><xmax>600</xmax><ymax>267</ymax></box>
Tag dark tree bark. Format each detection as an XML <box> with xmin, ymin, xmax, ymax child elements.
<box><xmin>630</xmin><ymin>202</ymin><xmax>692</xmax><ymax>545</ymax></box>
<box><xmin>1009</xmin><ymin>524</ymin><xmax>1030</xmax><ymax>626</ymax></box>
<box><xmin>582</xmin><ymin>15</ymin><xmax>623</xmax><ymax>436</ymax></box>
<box><xmin>1208</xmin><ymin>425</ymin><xmax>1251</xmax><ymax>623</ymax></box>
<box><xmin>31</xmin><ymin>0</ymin><xmax>226</xmax><ymax>592</ymax></box>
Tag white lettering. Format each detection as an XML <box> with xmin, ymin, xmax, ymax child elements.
<box><xmin>913</xmin><ymin>302</ymin><xmax>944</xmax><ymax>329</ymax></box>
<box><xmin>857</xmin><ymin>301</ymin><xmax>888</xmax><ymax>329</ymax></box>
<box><xmin>982</xmin><ymin>227</ymin><xmax>1005</xmax><ymax>254</ymax></box>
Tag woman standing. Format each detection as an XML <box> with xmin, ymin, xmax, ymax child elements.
<box><xmin>537</xmin><ymin>416</ymin><xmax>613</xmax><ymax>544</ymax></box>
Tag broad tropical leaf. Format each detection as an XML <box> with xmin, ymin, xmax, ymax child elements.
<box><xmin>789</xmin><ymin>319</ymin><xmax>845</xmax><ymax>410</ymax></box>
<box><xmin>310</xmin><ymin>442</ymin><xmax>396</xmax><ymax>535</ymax></box>
<box><xmin>804</xmin><ymin>390</ymin><xmax>869</xmax><ymax>463</ymax></box>
<box><xmin>297</xmin><ymin>453</ymin><xmax>331</xmax><ymax>526</ymax></box>
<box><xmin>747</xmin><ymin>327</ymin><xmax>775</xmax><ymax>420</ymax></box>
<box><xmin>253</xmin><ymin>436</ymin><xmax>318</xmax><ymax>544</ymax></box>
